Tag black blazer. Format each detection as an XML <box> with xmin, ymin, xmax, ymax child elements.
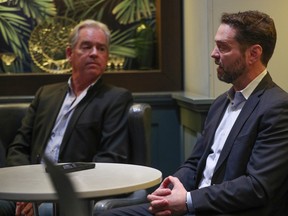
<box><xmin>174</xmin><ymin>73</ymin><xmax>288</xmax><ymax>216</ymax></box>
<box><xmin>6</xmin><ymin>78</ymin><xmax>133</xmax><ymax>165</ymax></box>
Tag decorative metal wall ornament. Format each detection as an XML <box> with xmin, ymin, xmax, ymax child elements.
<box><xmin>28</xmin><ymin>16</ymin><xmax>76</xmax><ymax>74</ymax></box>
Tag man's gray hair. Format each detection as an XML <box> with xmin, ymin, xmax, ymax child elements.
<box><xmin>68</xmin><ymin>19</ymin><xmax>111</xmax><ymax>49</ymax></box>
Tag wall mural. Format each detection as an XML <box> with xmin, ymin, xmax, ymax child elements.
<box><xmin>0</xmin><ymin>0</ymin><xmax>156</xmax><ymax>74</ymax></box>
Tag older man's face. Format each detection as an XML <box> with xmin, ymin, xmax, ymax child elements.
<box><xmin>67</xmin><ymin>27</ymin><xmax>109</xmax><ymax>81</ymax></box>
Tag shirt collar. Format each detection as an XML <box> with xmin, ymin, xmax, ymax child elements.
<box><xmin>227</xmin><ymin>69</ymin><xmax>267</xmax><ymax>101</ymax></box>
<box><xmin>67</xmin><ymin>76</ymin><xmax>100</xmax><ymax>96</ymax></box>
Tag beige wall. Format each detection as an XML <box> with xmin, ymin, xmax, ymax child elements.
<box><xmin>184</xmin><ymin>0</ymin><xmax>288</xmax><ymax>97</ymax></box>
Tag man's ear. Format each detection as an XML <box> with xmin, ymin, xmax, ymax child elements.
<box><xmin>248</xmin><ymin>44</ymin><xmax>262</xmax><ymax>64</ymax></box>
<box><xmin>66</xmin><ymin>46</ymin><xmax>72</xmax><ymax>61</ymax></box>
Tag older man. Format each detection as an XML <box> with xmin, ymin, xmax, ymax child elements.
<box><xmin>1</xmin><ymin>20</ymin><xmax>133</xmax><ymax>216</ymax></box>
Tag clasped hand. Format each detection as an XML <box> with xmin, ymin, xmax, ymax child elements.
<box><xmin>15</xmin><ymin>202</ymin><xmax>34</xmax><ymax>216</ymax></box>
<box><xmin>147</xmin><ymin>176</ymin><xmax>187</xmax><ymax>216</ymax></box>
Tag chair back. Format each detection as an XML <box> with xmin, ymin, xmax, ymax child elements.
<box><xmin>0</xmin><ymin>102</ymin><xmax>152</xmax><ymax>167</ymax></box>
<box><xmin>128</xmin><ymin>103</ymin><xmax>152</xmax><ymax>166</ymax></box>
<box><xmin>0</xmin><ymin>103</ymin><xmax>29</xmax><ymax>167</ymax></box>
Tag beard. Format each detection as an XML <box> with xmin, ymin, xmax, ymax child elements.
<box><xmin>216</xmin><ymin>56</ymin><xmax>247</xmax><ymax>84</ymax></box>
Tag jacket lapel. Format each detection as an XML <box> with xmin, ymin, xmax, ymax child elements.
<box><xmin>195</xmin><ymin>94</ymin><xmax>230</xmax><ymax>184</ymax></box>
<box><xmin>59</xmin><ymin>79</ymin><xmax>104</xmax><ymax>153</ymax></box>
<box><xmin>40</xmin><ymin>84</ymin><xmax>68</xmax><ymax>152</ymax></box>
<box><xmin>204</xmin><ymin>96</ymin><xmax>229</xmax><ymax>154</ymax></box>
<box><xmin>212</xmin><ymin>74</ymin><xmax>272</xmax><ymax>177</ymax></box>
<box><xmin>213</xmin><ymin>94</ymin><xmax>260</xmax><ymax>174</ymax></box>
<box><xmin>48</xmin><ymin>86</ymin><xmax>68</xmax><ymax>122</ymax></box>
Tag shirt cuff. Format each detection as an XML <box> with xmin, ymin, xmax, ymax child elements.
<box><xmin>186</xmin><ymin>192</ymin><xmax>195</xmax><ymax>213</ymax></box>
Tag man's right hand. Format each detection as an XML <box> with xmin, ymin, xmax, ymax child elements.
<box><xmin>147</xmin><ymin>176</ymin><xmax>187</xmax><ymax>216</ymax></box>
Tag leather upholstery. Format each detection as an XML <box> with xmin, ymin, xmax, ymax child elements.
<box><xmin>0</xmin><ymin>103</ymin><xmax>29</xmax><ymax>167</ymax></box>
<box><xmin>128</xmin><ymin>103</ymin><xmax>152</xmax><ymax>166</ymax></box>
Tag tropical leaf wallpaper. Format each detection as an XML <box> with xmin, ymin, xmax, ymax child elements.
<box><xmin>0</xmin><ymin>0</ymin><xmax>156</xmax><ymax>73</ymax></box>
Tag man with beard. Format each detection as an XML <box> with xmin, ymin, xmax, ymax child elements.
<box><xmin>98</xmin><ymin>10</ymin><xmax>288</xmax><ymax>216</ymax></box>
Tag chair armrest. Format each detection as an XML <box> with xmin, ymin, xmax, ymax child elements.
<box><xmin>94</xmin><ymin>190</ymin><xmax>148</xmax><ymax>213</ymax></box>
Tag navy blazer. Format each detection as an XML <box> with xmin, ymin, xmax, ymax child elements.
<box><xmin>6</xmin><ymin>78</ymin><xmax>133</xmax><ymax>165</ymax></box>
<box><xmin>174</xmin><ymin>73</ymin><xmax>288</xmax><ymax>215</ymax></box>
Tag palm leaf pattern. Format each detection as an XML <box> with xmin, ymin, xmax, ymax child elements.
<box><xmin>16</xmin><ymin>0</ymin><xmax>56</xmax><ymax>22</ymax></box>
<box><xmin>112</xmin><ymin>0</ymin><xmax>154</xmax><ymax>24</ymax></box>
<box><xmin>0</xmin><ymin>0</ymin><xmax>155</xmax><ymax>72</ymax></box>
<box><xmin>62</xmin><ymin>0</ymin><xmax>155</xmax><ymax>59</ymax></box>
<box><xmin>0</xmin><ymin>0</ymin><xmax>55</xmax><ymax>63</ymax></box>
<box><xmin>0</xmin><ymin>6</ymin><xmax>30</xmax><ymax>59</ymax></box>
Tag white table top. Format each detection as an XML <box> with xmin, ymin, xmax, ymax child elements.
<box><xmin>0</xmin><ymin>163</ymin><xmax>162</xmax><ymax>202</ymax></box>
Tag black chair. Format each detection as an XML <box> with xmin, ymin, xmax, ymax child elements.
<box><xmin>93</xmin><ymin>103</ymin><xmax>152</xmax><ymax>214</ymax></box>
<box><xmin>0</xmin><ymin>103</ymin><xmax>29</xmax><ymax>167</ymax></box>
<box><xmin>128</xmin><ymin>103</ymin><xmax>152</xmax><ymax>166</ymax></box>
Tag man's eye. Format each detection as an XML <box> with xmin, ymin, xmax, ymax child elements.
<box><xmin>218</xmin><ymin>45</ymin><xmax>230</xmax><ymax>53</ymax></box>
<box><xmin>98</xmin><ymin>46</ymin><xmax>106</xmax><ymax>52</ymax></box>
<box><xmin>218</xmin><ymin>46</ymin><xmax>225</xmax><ymax>51</ymax></box>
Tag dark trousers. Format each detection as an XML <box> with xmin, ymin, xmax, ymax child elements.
<box><xmin>0</xmin><ymin>200</ymin><xmax>16</xmax><ymax>216</ymax></box>
<box><xmin>96</xmin><ymin>203</ymin><xmax>152</xmax><ymax>216</ymax></box>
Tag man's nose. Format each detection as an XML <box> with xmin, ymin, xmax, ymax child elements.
<box><xmin>211</xmin><ymin>47</ymin><xmax>219</xmax><ymax>58</ymax></box>
<box><xmin>90</xmin><ymin>47</ymin><xmax>98</xmax><ymax>55</ymax></box>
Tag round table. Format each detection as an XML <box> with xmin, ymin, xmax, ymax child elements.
<box><xmin>0</xmin><ymin>163</ymin><xmax>162</xmax><ymax>201</ymax></box>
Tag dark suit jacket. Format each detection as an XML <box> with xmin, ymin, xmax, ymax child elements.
<box><xmin>6</xmin><ymin>78</ymin><xmax>133</xmax><ymax>165</ymax></box>
<box><xmin>174</xmin><ymin>73</ymin><xmax>288</xmax><ymax>216</ymax></box>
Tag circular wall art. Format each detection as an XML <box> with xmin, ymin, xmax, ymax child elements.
<box><xmin>29</xmin><ymin>17</ymin><xmax>76</xmax><ymax>74</ymax></box>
